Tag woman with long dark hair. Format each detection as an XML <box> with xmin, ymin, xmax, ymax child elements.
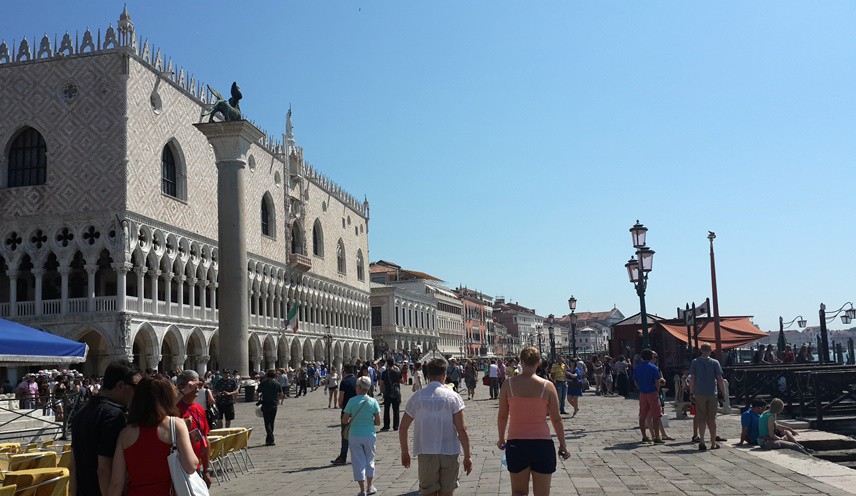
<box><xmin>108</xmin><ymin>375</ymin><xmax>198</xmax><ymax>496</ymax></box>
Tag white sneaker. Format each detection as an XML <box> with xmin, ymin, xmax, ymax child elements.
<box><xmin>367</xmin><ymin>487</ymin><xmax>378</xmax><ymax>495</ymax></box>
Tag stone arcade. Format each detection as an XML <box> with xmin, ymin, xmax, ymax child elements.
<box><xmin>0</xmin><ymin>8</ymin><xmax>372</xmax><ymax>376</ymax></box>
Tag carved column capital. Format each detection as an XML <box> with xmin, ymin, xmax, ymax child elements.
<box><xmin>112</xmin><ymin>262</ymin><xmax>132</xmax><ymax>274</ymax></box>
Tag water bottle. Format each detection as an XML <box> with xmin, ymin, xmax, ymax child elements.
<box><xmin>500</xmin><ymin>443</ymin><xmax>507</xmax><ymax>470</ymax></box>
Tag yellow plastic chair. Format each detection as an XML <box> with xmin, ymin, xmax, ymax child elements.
<box><xmin>220</xmin><ymin>433</ymin><xmax>243</xmax><ymax>476</ymax></box>
<box><xmin>0</xmin><ymin>445</ymin><xmax>20</xmax><ymax>455</ymax></box>
<box><xmin>207</xmin><ymin>437</ymin><xmax>228</xmax><ymax>484</ymax></box>
<box><xmin>0</xmin><ymin>484</ymin><xmax>16</xmax><ymax>496</ymax></box>
<box><xmin>54</xmin><ymin>453</ymin><xmax>71</xmax><ymax>471</ymax></box>
<box><xmin>3</xmin><ymin>468</ymin><xmax>68</xmax><ymax>496</ymax></box>
<box><xmin>0</xmin><ymin>453</ymin><xmax>56</xmax><ymax>472</ymax></box>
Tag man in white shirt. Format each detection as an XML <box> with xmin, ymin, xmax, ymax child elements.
<box><xmin>399</xmin><ymin>358</ymin><xmax>472</xmax><ymax>496</ymax></box>
<box><xmin>488</xmin><ymin>359</ymin><xmax>500</xmax><ymax>399</ymax></box>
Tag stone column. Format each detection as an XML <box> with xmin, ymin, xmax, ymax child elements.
<box><xmin>134</xmin><ymin>267</ymin><xmax>147</xmax><ymax>311</ymax></box>
<box><xmin>33</xmin><ymin>268</ymin><xmax>44</xmax><ymax>316</ymax></box>
<box><xmin>201</xmin><ymin>280</ymin><xmax>210</xmax><ymax>320</ymax></box>
<box><xmin>211</xmin><ymin>282</ymin><xmax>217</xmax><ymax>316</ymax></box>
<box><xmin>7</xmin><ymin>269</ymin><xmax>18</xmax><ymax>317</ymax></box>
<box><xmin>176</xmin><ymin>275</ymin><xmax>185</xmax><ymax>317</ymax></box>
<box><xmin>150</xmin><ymin>270</ymin><xmax>160</xmax><ymax>315</ymax></box>
<box><xmin>194</xmin><ymin>120</ymin><xmax>263</xmax><ymax>375</ymax></box>
<box><xmin>188</xmin><ymin>277</ymin><xmax>197</xmax><ymax>317</ymax></box>
<box><xmin>113</xmin><ymin>263</ymin><xmax>130</xmax><ymax>312</ymax></box>
<box><xmin>85</xmin><ymin>264</ymin><xmax>98</xmax><ymax>312</ymax></box>
<box><xmin>163</xmin><ymin>272</ymin><xmax>173</xmax><ymax>316</ymax></box>
<box><xmin>59</xmin><ymin>266</ymin><xmax>70</xmax><ymax>315</ymax></box>
<box><xmin>198</xmin><ymin>355</ymin><xmax>210</xmax><ymax>375</ymax></box>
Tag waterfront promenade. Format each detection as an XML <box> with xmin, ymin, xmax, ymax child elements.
<box><xmin>220</xmin><ymin>386</ymin><xmax>855</xmax><ymax>495</ymax></box>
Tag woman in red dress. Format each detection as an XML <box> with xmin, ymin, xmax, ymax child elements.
<box><xmin>108</xmin><ymin>374</ymin><xmax>198</xmax><ymax>496</ymax></box>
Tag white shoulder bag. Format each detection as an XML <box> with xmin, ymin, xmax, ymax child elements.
<box><xmin>168</xmin><ymin>417</ymin><xmax>210</xmax><ymax>496</ymax></box>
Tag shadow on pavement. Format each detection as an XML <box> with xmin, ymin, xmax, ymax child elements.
<box><xmin>603</xmin><ymin>442</ymin><xmax>646</xmax><ymax>451</ymax></box>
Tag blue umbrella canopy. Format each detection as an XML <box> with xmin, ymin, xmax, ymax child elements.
<box><xmin>0</xmin><ymin>319</ymin><xmax>87</xmax><ymax>365</ymax></box>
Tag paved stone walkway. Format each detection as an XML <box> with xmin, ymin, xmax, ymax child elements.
<box><xmin>215</xmin><ymin>384</ymin><xmax>853</xmax><ymax>495</ymax></box>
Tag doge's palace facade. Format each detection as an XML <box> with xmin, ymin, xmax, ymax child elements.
<box><xmin>0</xmin><ymin>8</ymin><xmax>372</xmax><ymax>376</ymax></box>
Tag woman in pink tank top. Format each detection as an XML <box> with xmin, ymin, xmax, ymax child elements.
<box><xmin>497</xmin><ymin>347</ymin><xmax>570</xmax><ymax>496</ymax></box>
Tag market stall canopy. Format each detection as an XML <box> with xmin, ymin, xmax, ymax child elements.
<box><xmin>657</xmin><ymin>317</ymin><xmax>767</xmax><ymax>349</ymax></box>
<box><xmin>611</xmin><ymin>313</ymin><xmax>665</xmax><ymax>341</ymax></box>
<box><xmin>0</xmin><ymin>319</ymin><xmax>88</xmax><ymax>365</ymax></box>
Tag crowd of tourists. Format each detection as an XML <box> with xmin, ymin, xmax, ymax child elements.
<box><xmin>9</xmin><ymin>339</ymin><xmax>815</xmax><ymax>496</ymax></box>
<box><xmin>750</xmin><ymin>343</ymin><xmax>814</xmax><ymax>364</ymax></box>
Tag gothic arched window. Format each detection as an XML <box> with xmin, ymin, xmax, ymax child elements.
<box><xmin>261</xmin><ymin>192</ymin><xmax>275</xmax><ymax>237</ymax></box>
<box><xmin>161</xmin><ymin>145</ymin><xmax>178</xmax><ymax>197</ymax></box>
<box><xmin>7</xmin><ymin>127</ymin><xmax>47</xmax><ymax>187</ymax></box>
<box><xmin>291</xmin><ymin>223</ymin><xmax>304</xmax><ymax>254</ymax></box>
<box><xmin>312</xmin><ymin>219</ymin><xmax>324</xmax><ymax>257</ymax></box>
<box><xmin>337</xmin><ymin>239</ymin><xmax>346</xmax><ymax>274</ymax></box>
<box><xmin>160</xmin><ymin>141</ymin><xmax>188</xmax><ymax>200</ymax></box>
<box><xmin>356</xmin><ymin>249</ymin><xmax>365</xmax><ymax>281</ymax></box>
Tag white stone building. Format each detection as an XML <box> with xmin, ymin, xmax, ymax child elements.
<box><xmin>574</xmin><ymin>324</ymin><xmax>611</xmax><ymax>356</ymax></box>
<box><xmin>370</xmin><ymin>283</ymin><xmax>438</xmax><ymax>356</ymax></box>
<box><xmin>0</xmin><ymin>8</ymin><xmax>372</xmax><ymax>376</ymax></box>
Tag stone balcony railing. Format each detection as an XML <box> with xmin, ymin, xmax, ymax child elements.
<box><xmin>288</xmin><ymin>253</ymin><xmax>312</xmax><ymax>272</ymax></box>
<box><xmin>0</xmin><ymin>296</ymin><xmax>372</xmax><ymax>340</ymax></box>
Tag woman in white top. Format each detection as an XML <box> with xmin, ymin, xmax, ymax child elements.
<box><xmin>411</xmin><ymin>363</ymin><xmax>423</xmax><ymax>392</ymax></box>
<box><xmin>327</xmin><ymin>369</ymin><xmax>340</xmax><ymax>408</ymax></box>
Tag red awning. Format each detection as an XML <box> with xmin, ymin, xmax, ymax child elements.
<box><xmin>657</xmin><ymin>317</ymin><xmax>767</xmax><ymax>349</ymax></box>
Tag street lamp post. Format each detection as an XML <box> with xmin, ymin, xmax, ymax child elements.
<box><xmin>778</xmin><ymin>315</ymin><xmax>807</xmax><ymax>352</ymax></box>
<box><xmin>536</xmin><ymin>325</ymin><xmax>543</xmax><ymax>356</ymax></box>
<box><xmin>323</xmin><ymin>326</ymin><xmax>333</xmax><ymax>372</ymax></box>
<box><xmin>568</xmin><ymin>296</ymin><xmax>577</xmax><ymax>358</ymax></box>
<box><xmin>626</xmin><ymin>221</ymin><xmax>655</xmax><ymax>351</ymax></box>
<box><xmin>818</xmin><ymin>303</ymin><xmax>855</xmax><ymax>363</ymax></box>
<box><xmin>548</xmin><ymin>314</ymin><xmax>556</xmax><ymax>361</ymax></box>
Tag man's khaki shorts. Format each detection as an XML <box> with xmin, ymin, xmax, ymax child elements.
<box><xmin>695</xmin><ymin>395</ymin><xmax>718</xmax><ymax>421</ymax></box>
<box><xmin>418</xmin><ymin>454</ymin><xmax>459</xmax><ymax>495</ymax></box>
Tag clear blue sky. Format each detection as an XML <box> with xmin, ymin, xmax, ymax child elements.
<box><xmin>6</xmin><ymin>2</ymin><xmax>856</xmax><ymax>333</ymax></box>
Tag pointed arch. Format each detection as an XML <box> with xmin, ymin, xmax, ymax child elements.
<box><xmin>312</xmin><ymin>219</ymin><xmax>324</xmax><ymax>257</ymax></box>
<box><xmin>161</xmin><ymin>139</ymin><xmax>187</xmax><ymax>200</ymax></box>
<box><xmin>356</xmin><ymin>249</ymin><xmax>365</xmax><ymax>281</ymax></box>
<box><xmin>6</xmin><ymin>126</ymin><xmax>47</xmax><ymax>188</ymax></box>
<box><xmin>290</xmin><ymin>222</ymin><xmax>304</xmax><ymax>255</ymax></box>
<box><xmin>261</xmin><ymin>192</ymin><xmax>275</xmax><ymax>238</ymax></box>
<box><xmin>336</xmin><ymin>239</ymin><xmax>346</xmax><ymax>274</ymax></box>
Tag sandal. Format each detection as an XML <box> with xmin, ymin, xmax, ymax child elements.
<box><xmin>711</xmin><ymin>443</ymin><xmax>721</xmax><ymax>449</ymax></box>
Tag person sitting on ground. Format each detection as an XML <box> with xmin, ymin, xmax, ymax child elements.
<box><xmin>758</xmin><ymin>398</ymin><xmax>812</xmax><ymax>454</ymax></box>
<box><xmin>737</xmin><ymin>397</ymin><xmax>766</xmax><ymax>447</ymax></box>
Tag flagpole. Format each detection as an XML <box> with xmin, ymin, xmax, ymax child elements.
<box><xmin>709</xmin><ymin>232</ymin><xmax>723</xmax><ymax>361</ymax></box>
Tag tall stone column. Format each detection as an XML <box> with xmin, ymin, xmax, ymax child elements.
<box><xmin>85</xmin><ymin>264</ymin><xmax>98</xmax><ymax>312</ymax></box>
<box><xmin>163</xmin><ymin>272</ymin><xmax>173</xmax><ymax>316</ymax></box>
<box><xmin>194</xmin><ymin>120</ymin><xmax>263</xmax><ymax>375</ymax></box>
<box><xmin>134</xmin><ymin>267</ymin><xmax>146</xmax><ymax>311</ymax></box>
<box><xmin>33</xmin><ymin>269</ymin><xmax>44</xmax><ymax>316</ymax></box>
<box><xmin>150</xmin><ymin>270</ymin><xmax>160</xmax><ymax>315</ymax></box>
<box><xmin>7</xmin><ymin>270</ymin><xmax>18</xmax><ymax>318</ymax></box>
<box><xmin>59</xmin><ymin>266</ymin><xmax>70</xmax><ymax>315</ymax></box>
<box><xmin>113</xmin><ymin>263</ymin><xmax>130</xmax><ymax>312</ymax></box>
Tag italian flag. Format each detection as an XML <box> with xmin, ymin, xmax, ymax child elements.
<box><xmin>286</xmin><ymin>304</ymin><xmax>299</xmax><ymax>333</ymax></box>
